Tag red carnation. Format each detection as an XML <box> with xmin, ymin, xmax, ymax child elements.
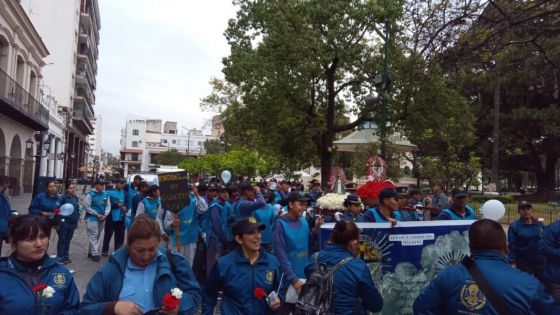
<box><xmin>53</xmin><ymin>208</ymin><xmax>61</xmax><ymax>215</ymax></box>
<box><xmin>356</xmin><ymin>181</ymin><xmax>395</xmax><ymax>200</ymax></box>
<box><xmin>254</xmin><ymin>287</ymin><xmax>267</xmax><ymax>300</ymax></box>
<box><xmin>162</xmin><ymin>293</ymin><xmax>180</xmax><ymax>310</ymax></box>
<box><xmin>32</xmin><ymin>283</ymin><xmax>48</xmax><ymax>293</ymax></box>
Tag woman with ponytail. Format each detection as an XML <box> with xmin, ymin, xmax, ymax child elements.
<box><xmin>304</xmin><ymin>221</ymin><xmax>383</xmax><ymax>314</ymax></box>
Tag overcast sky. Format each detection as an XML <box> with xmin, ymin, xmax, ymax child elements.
<box><xmin>96</xmin><ymin>0</ymin><xmax>237</xmax><ymax>154</ymax></box>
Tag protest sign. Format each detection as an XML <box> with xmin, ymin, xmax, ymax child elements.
<box><xmin>320</xmin><ymin>220</ymin><xmax>474</xmax><ymax>314</ymax></box>
<box><xmin>158</xmin><ymin>172</ymin><xmax>190</xmax><ymax>212</ymax></box>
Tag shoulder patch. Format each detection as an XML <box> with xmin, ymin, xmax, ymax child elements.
<box><xmin>460</xmin><ymin>281</ymin><xmax>486</xmax><ymax>310</ymax></box>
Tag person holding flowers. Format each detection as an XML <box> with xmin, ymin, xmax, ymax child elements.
<box><xmin>0</xmin><ymin>215</ymin><xmax>79</xmax><ymax>314</ymax></box>
<box><xmin>81</xmin><ymin>214</ymin><xmax>201</xmax><ymax>315</ymax></box>
<box><xmin>203</xmin><ymin>217</ymin><xmax>282</xmax><ymax>314</ymax></box>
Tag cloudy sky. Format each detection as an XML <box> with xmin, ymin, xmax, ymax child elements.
<box><xmin>96</xmin><ymin>0</ymin><xmax>237</xmax><ymax>154</ymax></box>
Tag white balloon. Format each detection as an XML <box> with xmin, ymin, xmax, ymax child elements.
<box><xmin>221</xmin><ymin>170</ymin><xmax>232</xmax><ymax>184</ymax></box>
<box><xmin>59</xmin><ymin>203</ymin><xmax>75</xmax><ymax>216</ymax></box>
<box><xmin>480</xmin><ymin>199</ymin><xmax>506</xmax><ymax>221</ymax></box>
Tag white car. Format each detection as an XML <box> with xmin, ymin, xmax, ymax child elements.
<box><xmin>127</xmin><ymin>173</ymin><xmax>159</xmax><ymax>186</ymax></box>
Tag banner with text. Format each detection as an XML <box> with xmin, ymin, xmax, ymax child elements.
<box><xmin>320</xmin><ymin>220</ymin><xmax>474</xmax><ymax>314</ymax></box>
<box><xmin>158</xmin><ymin>172</ymin><xmax>190</xmax><ymax>212</ymax></box>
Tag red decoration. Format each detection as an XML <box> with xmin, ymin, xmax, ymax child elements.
<box><xmin>254</xmin><ymin>287</ymin><xmax>267</xmax><ymax>300</ymax></box>
<box><xmin>53</xmin><ymin>208</ymin><xmax>61</xmax><ymax>215</ymax></box>
<box><xmin>356</xmin><ymin>181</ymin><xmax>395</xmax><ymax>200</ymax></box>
<box><xmin>32</xmin><ymin>283</ymin><xmax>48</xmax><ymax>293</ymax></box>
<box><xmin>328</xmin><ymin>166</ymin><xmax>348</xmax><ymax>192</ymax></box>
<box><xmin>162</xmin><ymin>293</ymin><xmax>180</xmax><ymax>310</ymax></box>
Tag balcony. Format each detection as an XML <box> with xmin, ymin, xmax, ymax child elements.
<box><xmin>73</xmin><ymin>100</ymin><xmax>94</xmax><ymax>135</ymax></box>
<box><xmin>79</xmin><ymin>27</ymin><xmax>99</xmax><ymax>61</ymax></box>
<box><xmin>0</xmin><ymin>68</ymin><xmax>48</xmax><ymax>131</ymax></box>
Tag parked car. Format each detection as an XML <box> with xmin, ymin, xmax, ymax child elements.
<box><xmin>127</xmin><ymin>173</ymin><xmax>159</xmax><ymax>186</ymax></box>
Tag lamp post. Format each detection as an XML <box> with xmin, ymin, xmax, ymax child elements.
<box><xmin>26</xmin><ymin>133</ymin><xmax>51</xmax><ymax>197</ymax></box>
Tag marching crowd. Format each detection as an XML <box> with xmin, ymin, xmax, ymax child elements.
<box><xmin>1</xmin><ymin>174</ymin><xmax>560</xmax><ymax>314</ymax></box>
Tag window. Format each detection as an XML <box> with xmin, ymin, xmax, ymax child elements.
<box><xmin>163</xmin><ymin>139</ymin><xmax>168</xmax><ymax>144</ymax></box>
<box><xmin>132</xmin><ymin>129</ymin><xmax>139</xmax><ymax>136</ymax></box>
<box><xmin>172</xmin><ymin>140</ymin><xmax>176</xmax><ymax>144</ymax></box>
<box><xmin>131</xmin><ymin>153</ymin><xmax>139</xmax><ymax>161</ymax></box>
<box><xmin>198</xmin><ymin>141</ymin><xmax>202</xmax><ymax>145</ymax></box>
<box><xmin>132</xmin><ymin>141</ymin><xmax>138</xmax><ymax>147</ymax></box>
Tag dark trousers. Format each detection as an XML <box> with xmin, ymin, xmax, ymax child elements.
<box><xmin>517</xmin><ymin>260</ymin><xmax>546</xmax><ymax>284</ymax></box>
<box><xmin>545</xmin><ymin>279</ymin><xmax>560</xmax><ymax>303</ymax></box>
<box><xmin>102</xmin><ymin>215</ymin><xmax>125</xmax><ymax>253</ymax></box>
<box><xmin>56</xmin><ymin>222</ymin><xmax>77</xmax><ymax>260</ymax></box>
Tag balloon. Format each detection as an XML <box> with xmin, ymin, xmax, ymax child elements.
<box><xmin>480</xmin><ymin>199</ymin><xmax>506</xmax><ymax>221</ymax></box>
<box><xmin>59</xmin><ymin>203</ymin><xmax>75</xmax><ymax>216</ymax></box>
<box><xmin>221</xmin><ymin>170</ymin><xmax>232</xmax><ymax>184</ymax></box>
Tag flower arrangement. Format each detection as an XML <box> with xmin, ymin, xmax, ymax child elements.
<box><xmin>32</xmin><ymin>284</ymin><xmax>55</xmax><ymax>314</ymax></box>
<box><xmin>254</xmin><ymin>287</ymin><xmax>267</xmax><ymax>300</ymax></box>
<box><xmin>162</xmin><ymin>288</ymin><xmax>182</xmax><ymax>311</ymax></box>
<box><xmin>356</xmin><ymin>181</ymin><xmax>395</xmax><ymax>201</ymax></box>
<box><xmin>317</xmin><ymin>193</ymin><xmax>349</xmax><ymax>211</ymax></box>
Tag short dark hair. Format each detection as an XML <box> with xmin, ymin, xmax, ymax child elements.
<box><xmin>468</xmin><ymin>219</ymin><xmax>506</xmax><ymax>251</ymax></box>
<box><xmin>45</xmin><ymin>180</ymin><xmax>57</xmax><ymax>188</ymax></box>
<box><xmin>127</xmin><ymin>214</ymin><xmax>161</xmax><ymax>245</ymax></box>
<box><xmin>9</xmin><ymin>215</ymin><xmax>51</xmax><ymax>245</ymax></box>
<box><xmin>331</xmin><ymin>221</ymin><xmax>360</xmax><ymax>246</ymax></box>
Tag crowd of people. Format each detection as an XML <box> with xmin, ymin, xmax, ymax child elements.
<box><xmin>0</xmin><ymin>174</ymin><xmax>560</xmax><ymax>314</ymax></box>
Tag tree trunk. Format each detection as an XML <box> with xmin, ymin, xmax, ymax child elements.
<box><xmin>320</xmin><ymin>140</ymin><xmax>333</xmax><ymax>192</ymax></box>
<box><xmin>534</xmin><ymin>154</ymin><xmax>558</xmax><ymax>193</ymax></box>
<box><xmin>491</xmin><ymin>63</ymin><xmax>501</xmax><ymax>185</ymax></box>
<box><xmin>320</xmin><ymin>59</ymin><xmax>338</xmax><ymax>192</ymax></box>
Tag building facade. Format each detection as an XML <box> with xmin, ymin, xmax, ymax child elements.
<box><xmin>87</xmin><ymin>115</ymin><xmax>102</xmax><ymax>166</ymax></box>
<box><xmin>21</xmin><ymin>0</ymin><xmax>101</xmax><ymax>181</ymax></box>
<box><xmin>0</xmin><ymin>0</ymin><xmax>49</xmax><ymax>195</ymax></box>
<box><xmin>120</xmin><ymin>116</ymin><xmax>216</xmax><ymax>177</ymax></box>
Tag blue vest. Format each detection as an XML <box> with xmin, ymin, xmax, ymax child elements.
<box><xmin>171</xmin><ymin>194</ymin><xmax>199</xmax><ymax>245</ymax></box>
<box><xmin>273</xmin><ymin>191</ymin><xmax>282</xmax><ymax>205</ymax></box>
<box><xmin>233</xmin><ymin>199</ymin><xmax>242</xmax><ymax>219</ymax></box>
<box><xmin>126</xmin><ymin>185</ymin><xmax>139</xmax><ymax>210</ymax></box>
<box><xmin>368</xmin><ymin>207</ymin><xmax>402</xmax><ymax>223</ymax></box>
<box><xmin>142</xmin><ymin>197</ymin><xmax>160</xmax><ymax>220</ymax></box>
<box><xmin>252</xmin><ymin>204</ymin><xmax>275</xmax><ymax>244</ymax></box>
<box><xmin>208</xmin><ymin>201</ymin><xmax>234</xmax><ymax>244</ymax></box>
<box><xmin>108</xmin><ymin>189</ymin><xmax>125</xmax><ymax>221</ymax></box>
<box><xmin>88</xmin><ymin>191</ymin><xmax>109</xmax><ymax>222</ymax></box>
<box><xmin>441</xmin><ymin>206</ymin><xmax>476</xmax><ymax>220</ymax></box>
<box><xmin>278</xmin><ymin>217</ymin><xmax>309</xmax><ymax>279</ymax></box>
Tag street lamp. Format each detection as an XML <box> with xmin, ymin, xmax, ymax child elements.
<box><xmin>27</xmin><ymin>133</ymin><xmax>52</xmax><ymax>197</ymax></box>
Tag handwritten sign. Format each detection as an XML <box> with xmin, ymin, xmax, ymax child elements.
<box><xmin>158</xmin><ymin>172</ymin><xmax>190</xmax><ymax>212</ymax></box>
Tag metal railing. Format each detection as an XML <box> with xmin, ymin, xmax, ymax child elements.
<box><xmin>0</xmin><ymin>68</ymin><xmax>49</xmax><ymax>126</ymax></box>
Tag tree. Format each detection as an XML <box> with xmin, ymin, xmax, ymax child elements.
<box><xmin>222</xmin><ymin>0</ymin><xmax>402</xmax><ymax>189</ymax></box>
<box><xmin>203</xmin><ymin>139</ymin><xmax>225</xmax><ymax>154</ymax></box>
<box><xmin>152</xmin><ymin>149</ymin><xmax>186</xmax><ymax>166</ymax></box>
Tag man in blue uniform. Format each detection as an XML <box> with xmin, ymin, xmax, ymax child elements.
<box><xmin>84</xmin><ymin>180</ymin><xmax>111</xmax><ymax>261</ymax></box>
<box><xmin>508</xmin><ymin>201</ymin><xmax>545</xmax><ymax>283</ymax></box>
<box><xmin>0</xmin><ymin>176</ymin><xmax>13</xmax><ymax>256</ymax></box>
<box><xmin>363</xmin><ymin>188</ymin><xmax>402</xmax><ymax>224</ymax></box>
<box><xmin>540</xmin><ymin>216</ymin><xmax>560</xmax><ymax>302</ymax></box>
<box><xmin>102</xmin><ymin>178</ymin><xmax>127</xmax><ymax>256</ymax></box>
<box><xmin>437</xmin><ymin>187</ymin><xmax>477</xmax><ymax>220</ymax></box>
<box><xmin>205</xmin><ymin>185</ymin><xmax>234</xmax><ymax>277</ymax></box>
<box><xmin>414</xmin><ymin>219</ymin><xmax>559</xmax><ymax>314</ymax></box>
<box><xmin>233</xmin><ymin>182</ymin><xmax>266</xmax><ymax>219</ymax></box>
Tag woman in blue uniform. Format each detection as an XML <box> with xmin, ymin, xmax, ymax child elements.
<box><xmin>56</xmin><ymin>181</ymin><xmax>80</xmax><ymax>264</ymax></box>
<box><xmin>81</xmin><ymin>214</ymin><xmax>201</xmax><ymax>314</ymax></box>
<box><xmin>0</xmin><ymin>215</ymin><xmax>79</xmax><ymax>314</ymax></box>
<box><xmin>102</xmin><ymin>178</ymin><xmax>127</xmax><ymax>256</ymax></box>
<box><xmin>203</xmin><ymin>217</ymin><xmax>282</xmax><ymax>314</ymax></box>
<box><xmin>252</xmin><ymin>189</ymin><xmax>277</xmax><ymax>251</ymax></box>
<box><xmin>272</xmin><ymin>193</ymin><xmax>310</xmax><ymax>314</ymax></box>
<box><xmin>340</xmin><ymin>194</ymin><xmax>365</xmax><ymax>222</ymax></box>
<box><xmin>363</xmin><ymin>188</ymin><xmax>402</xmax><ymax>224</ymax></box>
<box><xmin>28</xmin><ymin>180</ymin><xmax>60</xmax><ymax>219</ymax></box>
<box><xmin>305</xmin><ymin>220</ymin><xmax>383</xmax><ymax>314</ymax></box>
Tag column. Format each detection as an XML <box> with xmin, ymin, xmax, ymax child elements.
<box><xmin>124</xmin><ymin>162</ymin><xmax>129</xmax><ymax>178</ymax></box>
<box><xmin>55</xmin><ymin>139</ymin><xmax>62</xmax><ymax>179</ymax></box>
<box><xmin>47</xmin><ymin>135</ymin><xmax>55</xmax><ymax>177</ymax></box>
<box><xmin>39</xmin><ymin>134</ymin><xmax>48</xmax><ymax>177</ymax></box>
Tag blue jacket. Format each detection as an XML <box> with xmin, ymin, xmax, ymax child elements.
<box><xmin>28</xmin><ymin>192</ymin><xmax>60</xmax><ymax>216</ymax></box>
<box><xmin>437</xmin><ymin>206</ymin><xmax>476</xmax><ymax>220</ymax></box>
<box><xmin>304</xmin><ymin>245</ymin><xmax>383</xmax><ymax>315</ymax></box>
<box><xmin>340</xmin><ymin>212</ymin><xmax>365</xmax><ymax>223</ymax></box>
<box><xmin>0</xmin><ymin>192</ymin><xmax>12</xmax><ymax>237</ymax></box>
<box><xmin>202</xmin><ymin>247</ymin><xmax>282</xmax><ymax>315</ymax></box>
<box><xmin>59</xmin><ymin>194</ymin><xmax>80</xmax><ymax>225</ymax></box>
<box><xmin>539</xmin><ymin>220</ymin><xmax>560</xmax><ymax>282</ymax></box>
<box><xmin>508</xmin><ymin>218</ymin><xmax>545</xmax><ymax>264</ymax></box>
<box><xmin>0</xmin><ymin>255</ymin><xmax>79</xmax><ymax>314</ymax></box>
<box><xmin>363</xmin><ymin>207</ymin><xmax>402</xmax><ymax>223</ymax></box>
<box><xmin>413</xmin><ymin>250</ymin><xmax>560</xmax><ymax>315</ymax></box>
<box><xmin>81</xmin><ymin>247</ymin><xmax>201</xmax><ymax>314</ymax></box>
<box><xmin>233</xmin><ymin>193</ymin><xmax>266</xmax><ymax>219</ymax></box>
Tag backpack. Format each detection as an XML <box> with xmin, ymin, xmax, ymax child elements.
<box><xmin>295</xmin><ymin>253</ymin><xmax>354</xmax><ymax>315</ymax></box>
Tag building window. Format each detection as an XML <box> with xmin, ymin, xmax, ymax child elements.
<box><xmin>163</xmin><ymin>139</ymin><xmax>167</xmax><ymax>144</ymax></box>
<box><xmin>133</xmin><ymin>129</ymin><xmax>139</xmax><ymax>136</ymax></box>
<box><xmin>131</xmin><ymin>153</ymin><xmax>138</xmax><ymax>161</ymax></box>
<box><xmin>198</xmin><ymin>141</ymin><xmax>202</xmax><ymax>145</ymax></box>
<box><xmin>132</xmin><ymin>141</ymin><xmax>138</xmax><ymax>147</ymax></box>
<box><xmin>172</xmin><ymin>140</ymin><xmax>176</xmax><ymax>144</ymax></box>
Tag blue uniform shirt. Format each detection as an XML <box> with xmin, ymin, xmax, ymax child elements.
<box><xmin>170</xmin><ymin>194</ymin><xmax>199</xmax><ymax>245</ymax></box>
<box><xmin>539</xmin><ymin>220</ymin><xmax>560</xmax><ymax>283</ymax></box>
<box><xmin>28</xmin><ymin>192</ymin><xmax>60</xmax><ymax>216</ymax></box>
<box><xmin>413</xmin><ymin>250</ymin><xmax>560</xmax><ymax>315</ymax></box>
<box><xmin>108</xmin><ymin>189</ymin><xmax>125</xmax><ymax>222</ymax></box>
<box><xmin>508</xmin><ymin>218</ymin><xmax>545</xmax><ymax>264</ymax></box>
<box><xmin>437</xmin><ymin>206</ymin><xmax>476</xmax><ymax>220</ymax></box>
<box><xmin>0</xmin><ymin>193</ymin><xmax>12</xmax><ymax>237</ymax></box>
<box><xmin>363</xmin><ymin>208</ymin><xmax>402</xmax><ymax>223</ymax></box>
<box><xmin>119</xmin><ymin>250</ymin><xmax>161</xmax><ymax>312</ymax></box>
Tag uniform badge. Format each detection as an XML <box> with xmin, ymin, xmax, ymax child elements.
<box><xmin>248</xmin><ymin>216</ymin><xmax>257</xmax><ymax>224</ymax></box>
<box><xmin>266</xmin><ymin>270</ymin><xmax>274</xmax><ymax>284</ymax></box>
<box><xmin>54</xmin><ymin>273</ymin><xmax>66</xmax><ymax>286</ymax></box>
<box><xmin>460</xmin><ymin>282</ymin><xmax>486</xmax><ymax>310</ymax></box>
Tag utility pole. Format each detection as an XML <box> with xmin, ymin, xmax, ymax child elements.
<box><xmin>379</xmin><ymin>20</ymin><xmax>390</xmax><ymax>160</ymax></box>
